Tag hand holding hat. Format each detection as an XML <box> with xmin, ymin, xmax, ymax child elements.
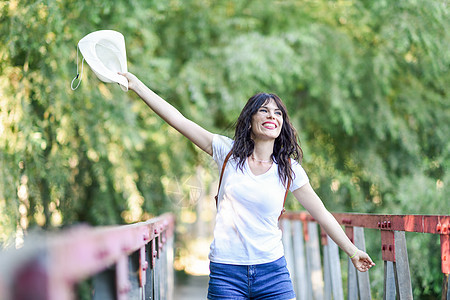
<box><xmin>71</xmin><ymin>30</ymin><xmax>129</xmax><ymax>91</ymax></box>
<box><xmin>117</xmin><ymin>72</ymin><xmax>140</xmax><ymax>92</ymax></box>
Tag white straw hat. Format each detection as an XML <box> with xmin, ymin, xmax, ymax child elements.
<box><xmin>71</xmin><ymin>30</ymin><xmax>128</xmax><ymax>91</ymax></box>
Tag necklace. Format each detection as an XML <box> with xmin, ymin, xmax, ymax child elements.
<box><xmin>251</xmin><ymin>154</ymin><xmax>272</xmax><ymax>164</ymax></box>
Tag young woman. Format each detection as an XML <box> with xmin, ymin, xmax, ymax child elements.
<box><xmin>119</xmin><ymin>72</ymin><xmax>375</xmax><ymax>300</ymax></box>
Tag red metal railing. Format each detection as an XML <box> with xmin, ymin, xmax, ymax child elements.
<box><xmin>1</xmin><ymin>211</ymin><xmax>448</xmax><ymax>299</ymax></box>
<box><xmin>280</xmin><ymin>212</ymin><xmax>450</xmax><ymax>300</ymax></box>
<box><xmin>0</xmin><ymin>213</ymin><xmax>175</xmax><ymax>300</ymax></box>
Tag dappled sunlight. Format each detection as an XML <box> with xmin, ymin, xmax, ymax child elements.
<box><xmin>33</xmin><ymin>203</ymin><xmax>46</xmax><ymax>227</ymax></box>
<box><xmin>14</xmin><ymin>226</ymin><xmax>24</xmax><ymax>249</ymax></box>
<box><xmin>180</xmin><ymin>209</ymin><xmax>197</xmax><ymax>224</ymax></box>
<box><xmin>436</xmin><ymin>179</ymin><xmax>444</xmax><ymax>190</ymax></box>
<box><xmin>174</xmin><ymin>238</ymin><xmax>212</xmax><ymax>276</ymax></box>
<box><xmin>173</xmin><ymin>166</ymin><xmax>216</xmax><ymax>276</ymax></box>
<box><xmin>311</xmin><ymin>269</ymin><xmax>325</xmax><ymax>292</ymax></box>
<box><xmin>122</xmin><ymin>193</ymin><xmax>144</xmax><ymax>223</ymax></box>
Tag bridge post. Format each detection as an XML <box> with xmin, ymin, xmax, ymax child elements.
<box><xmin>345</xmin><ymin>225</ymin><xmax>358</xmax><ymax>300</ymax></box>
<box><xmin>383</xmin><ymin>261</ymin><xmax>396</xmax><ymax>300</ymax></box>
<box><xmin>116</xmin><ymin>255</ymin><xmax>130</xmax><ymax>300</ymax></box>
<box><xmin>281</xmin><ymin>219</ymin><xmax>296</xmax><ymax>291</ymax></box>
<box><xmin>441</xmin><ymin>231</ymin><xmax>450</xmax><ymax>300</ymax></box>
<box><xmin>443</xmin><ymin>273</ymin><xmax>449</xmax><ymax>300</ymax></box>
<box><xmin>306</xmin><ymin>221</ymin><xmax>324</xmax><ymax>300</ymax></box>
<box><xmin>355</xmin><ymin>227</ymin><xmax>371</xmax><ymax>300</ymax></box>
<box><xmin>155</xmin><ymin>236</ymin><xmax>161</xmax><ymax>300</ymax></box>
<box><xmin>323</xmin><ymin>238</ymin><xmax>331</xmax><ymax>300</ymax></box>
<box><xmin>346</xmin><ymin>226</ymin><xmax>371</xmax><ymax>300</ymax></box>
<box><xmin>292</xmin><ymin>220</ymin><xmax>310</xmax><ymax>300</ymax></box>
<box><xmin>166</xmin><ymin>229</ymin><xmax>175</xmax><ymax>300</ymax></box>
<box><xmin>145</xmin><ymin>239</ymin><xmax>155</xmax><ymax>299</ymax></box>
<box><xmin>323</xmin><ymin>235</ymin><xmax>343</xmax><ymax>300</ymax></box>
<box><xmin>393</xmin><ymin>231</ymin><xmax>413</xmax><ymax>299</ymax></box>
<box><xmin>128</xmin><ymin>251</ymin><xmax>141</xmax><ymax>299</ymax></box>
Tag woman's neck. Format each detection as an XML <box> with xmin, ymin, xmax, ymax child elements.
<box><xmin>251</xmin><ymin>140</ymin><xmax>274</xmax><ymax>163</ymax></box>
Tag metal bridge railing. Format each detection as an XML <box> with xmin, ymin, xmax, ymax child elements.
<box><xmin>281</xmin><ymin>212</ymin><xmax>450</xmax><ymax>300</ymax></box>
<box><xmin>2</xmin><ymin>211</ymin><xmax>448</xmax><ymax>299</ymax></box>
<box><xmin>0</xmin><ymin>213</ymin><xmax>175</xmax><ymax>300</ymax></box>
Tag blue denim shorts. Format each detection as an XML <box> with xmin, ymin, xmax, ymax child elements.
<box><xmin>207</xmin><ymin>256</ymin><xmax>296</xmax><ymax>300</ymax></box>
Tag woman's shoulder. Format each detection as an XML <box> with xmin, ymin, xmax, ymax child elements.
<box><xmin>289</xmin><ymin>158</ymin><xmax>308</xmax><ymax>173</ymax></box>
<box><xmin>212</xmin><ymin>134</ymin><xmax>234</xmax><ymax>161</ymax></box>
<box><xmin>287</xmin><ymin>158</ymin><xmax>309</xmax><ymax>190</ymax></box>
<box><xmin>213</xmin><ymin>134</ymin><xmax>234</xmax><ymax>150</ymax></box>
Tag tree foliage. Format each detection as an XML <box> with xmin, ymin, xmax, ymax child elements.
<box><xmin>0</xmin><ymin>0</ymin><xmax>448</xmax><ymax>297</ymax></box>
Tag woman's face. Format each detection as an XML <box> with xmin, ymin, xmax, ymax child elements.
<box><xmin>250</xmin><ymin>98</ymin><xmax>283</xmax><ymax>141</ymax></box>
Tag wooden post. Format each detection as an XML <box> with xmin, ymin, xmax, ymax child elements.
<box><xmin>161</xmin><ymin>236</ymin><xmax>167</xmax><ymax>300</ymax></box>
<box><xmin>347</xmin><ymin>256</ymin><xmax>358</xmax><ymax>300</ymax></box>
<box><xmin>441</xmin><ymin>232</ymin><xmax>450</xmax><ymax>300</ymax></box>
<box><xmin>323</xmin><ymin>240</ymin><xmax>331</xmax><ymax>300</ymax></box>
<box><xmin>139</xmin><ymin>246</ymin><xmax>147</xmax><ymax>299</ymax></box>
<box><xmin>345</xmin><ymin>225</ymin><xmax>358</xmax><ymax>300</ymax></box>
<box><xmin>393</xmin><ymin>231</ymin><xmax>413</xmax><ymax>299</ymax></box>
<box><xmin>326</xmin><ymin>235</ymin><xmax>343</xmax><ymax>300</ymax></box>
<box><xmin>383</xmin><ymin>261</ymin><xmax>396</xmax><ymax>300</ymax></box>
<box><xmin>281</xmin><ymin>219</ymin><xmax>296</xmax><ymax>288</ymax></box>
<box><xmin>292</xmin><ymin>220</ymin><xmax>310</xmax><ymax>300</ymax></box>
<box><xmin>306</xmin><ymin>222</ymin><xmax>324</xmax><ymax>300</ymax></box>
<box><xmin>145</xmin><ymin>240</ymin><xmax>155</xmax><ymax>300</ymax></box>
<box><xmin>166</xmin><ymin>231</ymin><xmax>175</xmax><ymax>300</ymax></box>
<box><xmin>116</xmin><ymin>255</ymin><xmax>130</xmax><ymax>300</ymax></box>
<box><xmin>127</xmin><ymin>251</ymin><xmax>141</xmax><ymax>299</ymax></box>
<box><xmin>154</xmin><ymin>237</ymin><xmax>160</xmax><ymax>300</ymax></box>
<box><xmin>354</xmin><ymin>227</ymin><xmax>371</xmax><ymax>300</ymax></box>
<box><xmin>442</xmin><ymin>273</ymin><xmax>449</xmax><ymax>300</ymax></box>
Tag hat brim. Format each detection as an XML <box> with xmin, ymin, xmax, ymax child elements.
<box><xmin>78</xmin><ymin>30</ymin><xmax>128</xmax><ymax>91</ymax></box>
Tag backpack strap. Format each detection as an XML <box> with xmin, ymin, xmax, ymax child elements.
<box><xmin>214</xmin><ymin>151</ymin><xmax>233</xmax><ymax>208</ymax></box>
<box><xmin>279</xmin><ymin>158</ymin><xmax>293</xmax><ymax>220</ymax></box>
<box><xmin>278</xmin><ymin>176</ymin><xmax>292</xmax><ymax>221</ymax></box>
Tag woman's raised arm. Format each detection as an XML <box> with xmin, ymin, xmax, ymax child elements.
<box><xmin>120</xmin><ymin>72</ymin><xmax>214</xmax><ymax>156</ymax></box>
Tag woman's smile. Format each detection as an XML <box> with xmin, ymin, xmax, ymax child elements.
<box><xmin>262</xmin><ymin>121</ymin><xmax>278</xmax><ymax>129</ymax></box>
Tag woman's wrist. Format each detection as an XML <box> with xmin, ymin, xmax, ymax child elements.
<box><xmin>349</xmin><ymin>249</ymin><xmax>359</xmax><ymax>258</ymax></box>
<box><xmin>131</xmin><ymin>79</ymin><xmax>141</xmax><ymax>92</ymax></box>
<box><xmin>346</xmin><ymin>246</ymin><xmax>359</xmax><ymax>258</ymax></box>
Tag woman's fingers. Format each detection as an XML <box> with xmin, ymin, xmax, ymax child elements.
<box><xmin>117</xmin><ymin>72</ymin><xmax>138</xmax><ymax>91</ymax></box>
<box><xmin>351</xmin><ymin>251</ymin><xmax>375</xmax><ymax>272</ymax></box>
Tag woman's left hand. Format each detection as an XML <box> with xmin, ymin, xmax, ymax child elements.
<box><xmin>118</xmin><ymin>71</ymin><xmax>141</xmax><ymax>92</ymax></box>
<box><xmin>350</xmin><ymin>250</ymin><xmax>376</xmax><ymax>272</ymax></box>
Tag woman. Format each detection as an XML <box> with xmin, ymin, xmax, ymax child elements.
<box><xmin>119</xmin><ymin>72</ymin><xmax>375</xmax><ymax>300</ymax></box>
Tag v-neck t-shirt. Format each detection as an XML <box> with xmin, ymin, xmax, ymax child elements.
<box><xmin>209</xmin><ymin>134</ymin><xmax>309</xmax><ymax>265</ymax></box>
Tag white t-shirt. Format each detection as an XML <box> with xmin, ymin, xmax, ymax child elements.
<box><xmin>209</xmin><ymin>134</ymin><xmax>309</xmax><ymax>265</ymax></box>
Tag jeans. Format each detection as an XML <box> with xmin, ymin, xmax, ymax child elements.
<box><xmin>207</xmin><ymin>256</ymin><xmax>296</xmax><ymax>300</ymax></box>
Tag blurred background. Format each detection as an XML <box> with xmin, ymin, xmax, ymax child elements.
<box><xmin>0</xmin><ymin>0</ymin><xmax>448</xmax><ymax>298</ymax></box>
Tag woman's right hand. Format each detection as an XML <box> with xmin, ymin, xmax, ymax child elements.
<box><xmin>350</xmin><ymin>249</ymin><xmax>375</xmax><ymax>272</ymax></box>
<box><xmin>118</xmin><ymin>72</ymin><xmax>140</xmax><ymax>92</ymax></box>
